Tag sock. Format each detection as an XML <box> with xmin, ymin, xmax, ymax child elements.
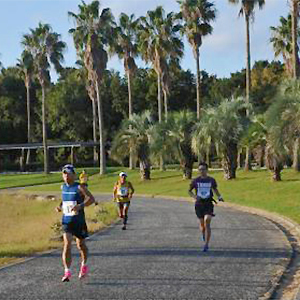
<box><xmin>124</xmin><ymin>215</ymin><xmax>128</xmax><ymax>225</ymax></box>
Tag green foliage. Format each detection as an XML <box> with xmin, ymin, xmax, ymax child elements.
<box><xmin>178</xmin><ymin>0</ymin><xmax>216</xmax><ymax>55</ymax></box>
<box><xmin>150</xmin><ymin>110</ymin><xmax>196</xmax><ymax>177</ymax></box>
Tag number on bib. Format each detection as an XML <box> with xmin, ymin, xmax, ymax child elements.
<box><xmin>62</xmin><ymin>201</ymin><xmax>78</xmax><ymax>216</ymax></box>
<box><xmin>118</xmin><ymin>187</ymin><xmax>128</xmax><ymax>197</ymax></box>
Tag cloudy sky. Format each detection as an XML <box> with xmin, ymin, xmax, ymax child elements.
<box><xmin>0</xmin><ymin>0</ymin><xmax>290</xmax><ymax>80</ymax></box>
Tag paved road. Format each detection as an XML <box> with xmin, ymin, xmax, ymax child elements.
<box><xmin>0</xmin><ymin>198</ymin><xmax>292</xmax><ymax>299</ymax></box>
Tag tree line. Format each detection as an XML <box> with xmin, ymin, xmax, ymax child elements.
<box><xmin>0</xmin><ymin>0</ymin><xmax>299</xmax><ymax>182</ymax></box>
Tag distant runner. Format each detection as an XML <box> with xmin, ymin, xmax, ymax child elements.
<box><xmin>79</xmin><ymin>169</ymin><xmax>88</xmax><ymax>186</ymax></box>
<box><xmin>113</xmin><ymin>172</ymin><xmax>135</xmax><ymax>230</ymax></box>
<box><xmin>188</xmin><ymin>162</ymin><xmax>224</xmax><ymax>252</ymax></box>
<box><xmin>55</xmin><ymin>164</ymin><xmax>95</xmax><ymax>282</ymax></box>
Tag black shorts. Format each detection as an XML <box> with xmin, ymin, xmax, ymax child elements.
<box><xmin>62</xmin><ymin>221</ymin><xmax>88</xmax><ymax>239</ymax></box>
<box><xmin>195</xmin><ymin>201</ymin><xmax>214</xmax><ymax>219</ymax></box>
<box><xmin>117</xmin><ymin>201</ymin><xmax>130</xmax><ymax>209</ymax></box>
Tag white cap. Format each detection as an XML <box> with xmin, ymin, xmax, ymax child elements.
<box><xmin>119</xmin><ymin>172</ymin><xmax>128</xmax><ymax>177</ymax></box>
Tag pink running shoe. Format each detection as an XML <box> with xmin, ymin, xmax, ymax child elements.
<box><xmin>79</xmin><ymin>265</ymin><xmax>89</xmax><ymax>279</ymax></box>
<box><xmin>62</xmin><ymin>270</ymin><xmax>71</xmax><ymax>282</ymax></box>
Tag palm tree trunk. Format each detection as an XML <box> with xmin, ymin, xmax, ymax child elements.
<box><xmin>272</xmin><ymin>168</ymin><xmax>282</xmax><ymax>181</ymax></box>
<box><xmin>244</xmin><ymin>14</ymin><xmax>252</xmax><ymax>171</ymax></box>
<box><xmin>163</xmin><ymin>89</ymin><xmax>168</xmax><ymax>120</ymax></box>
<box><xmin>157</xmin><ymin>72</ymin><xmax>164</xmax><ymax>171</ymax></box>
<box><xmin>157</xmin><ymin>73</ymin><xmax>162</xmax><ymax>123</ymax></box>
<box><xmin>95</xmin><ymin>79</ymin><xmax>106</xmax><ymax>175</ymax></box>
<box><xmin>223</xmin><ymin>143</ymin><xmax>238</xmax><ymax>180</ymax></box>
<box><xmin>182</xmin><ymin>144</ymin><xmax>194</xmax><ymax>179</ymax></box>
<box><xmin>139</xmin><ymin>144</ymin><xmax>151</xmax><ymax>180</ymax></box>
<box><xmin>41</xmin><ymin>83</ymin><xmax>49</xmax><ymax>174</ymax></box>
<box><xmin>195</xmin><ymin>48</ymin><xmax>201</xmax><ymax>120</ymax></box>
<box><xmin>293</xmin><ymin>138</ymin><xmax>300</xmax><ymax>171</ymax></box>
<box><xmin>292</xmin><ymin>0</ymin><xmax>299</xmax><ymax>78</ymax></box>
<box><xmin>127</xmin><ymin>70</ymin><xmax>134</xmax><ymax>170</ymax></box>
<box><xmin>25</xmin><ymin>79</ymin><xmax>31</xmax><ymax>166</ymax></box>
<box><xmin>92</xmin><ymin>98</ymin><xmax>98</xmax><ymax>164</ymax></box>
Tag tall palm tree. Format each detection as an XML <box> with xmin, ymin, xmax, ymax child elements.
<box><xmin>178</xmin><ymin>0</ymin><xmax>216</xmax><ymax>119</ymax></box>
<box><xmin>270</xmin><ymin>15</ymin><xmax>297</xmax><ymax>77</ymax></box>
<box><xmin>192</xmin><ymin>98</ymin><xmax>248</xmax><ymax>179</ymax></box>
<box><xmin>17</xmin><ymin>50</ymin><xmax>34</xmax><ymax>165</ymax></box>
<box><xmin>161</xmin><ymin>58</ymin><xmax>181</xmax><ymax>119</ymax></box>
<box><xmin>228</xmin><ymin>0</ymin><xmax>265</xmax><ymax>171</ymax></box>
<box><xmin>151</xmin><ymin>110</ymin><xmax>196</xmax><ymax>179</ymax></box>
<box><xmin>138</xmin><ymin>7</ymin><xmax>183</xmax><ymax>171</ymax></box>
<box><xmin>76</xmin><ymin>57</ymin><xmax>98</xmax><ymax>164</ymax></box>
<box><xmin>111</xmin><ymin>111</ymin><xmax>153</xmax><ymax>180</ymax></box>
<box><xmin>22</xmin><ymin>23</ymin><xmax>66</xmax><ymax>174</ymax></box>
<box><xmin>291</xmin><ymin>0</ymin><xmax>299</xmax><ymax>78</ymax></box>
<box><xmin>110</xmin><ymin>13</ymin><xmax>139</xmax><ymax>170</ymax></box>
<box><xmin>138</xmin><ymin>6</ymin><xmax>184</xmax><ymax>123</ymax></box>
<box><xmin>69</xmin><ymin>0</ymin><xmax>115</xmax><ymax>175</ymax></box>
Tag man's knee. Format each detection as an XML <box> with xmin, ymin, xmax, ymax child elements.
<box><xmin>63</xmin><ymin>234</ymin><xmax>72</xmax><ymax>248</ymax></box>
<box><xmin>76</xmin><ymin>239</ymin><xmax>86</xmax><ymax>251</ymax></box>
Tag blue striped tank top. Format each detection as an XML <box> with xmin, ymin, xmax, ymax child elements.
<box><xmin>61</xmin><ymin>182</ymin><xmax>85</xmax><ymax>224</ymax></box>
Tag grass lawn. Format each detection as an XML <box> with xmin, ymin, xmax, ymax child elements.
<box><xmin>0</xmin><ymin>193</ymin><xmax>118</xmax><ymax>267</ymax></box>
<box><xmin>0</xmin><ymin>167</ymin><xmax>118</xmax><ymax>189</ymax></box>
<box><xmin>22</xmin><ymin>167</ymin><xmax>300</xmax><ymax>224</ymax></box>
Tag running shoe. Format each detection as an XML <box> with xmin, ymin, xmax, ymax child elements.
<box><xmin>122</xmin><ymin>225</ymin><xmax>126</xmax><ymax>230</ymax></box>
<box><xmin>78</xmin><ymin>265</ymin><xmax>89</xmax><ymax>279</ymax></box>
<box><xmin>203</xmin><ymin>244</ymin><xmax>209</xmax><ymax>252</ymax></box>
<box><xmin>62</xmin><ymin>270</ymin><xmax>71</xmax><ymax>282</ymax></box>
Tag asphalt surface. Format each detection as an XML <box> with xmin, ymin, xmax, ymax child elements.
<box><xmin>0</xmin><ymin>197</ymin><xmax>292</xmax><ymax>300</ymax></box>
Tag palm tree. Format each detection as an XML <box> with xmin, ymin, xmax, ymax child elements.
<box><xmin>192</xmin><ymin>98</ymin><xmax>248</xmax><ymax>179</ymax></box>
<box><xmin>228</xmin><ymin>0</ymin><xmax>265</xmax><ymax>107</ymax></box>
<box><xmin>178</xmin><ymin>0</ymin><xmax>216</xmax><ymax>119</ymax></box>
<box><xmin>69</xmin><ymin>0</ymin><xmax>115</xmax><ymax>175</ymax></box>
<box><xmin>151</xmin><ymin>110</ymin><xmax>196</xmax><ymax>179</ymax></box>
<box><xmin>228</xmin><ymin>0</ymin><xmax>265</xmax><ymax>171</ymax></box>
<box><xmin>17</xmin><ymin>50</ymin><xmax>34</xmax><ymax>166</ymax></box>
<box><xmin>138</xmin><ymin>7</ymin><xmax>183</xmax><ymax>171</ymax></box>
<box><xmin>270</xmin><ymin>15</ymin><xmax>297</xmax><ymax>77</ymax></box>
<box><xmin>111</xmin><ymin>111</ymin><xmax>153</xmax><ymax>180</ymax></box>
<box><xmin>240</xmin><ymin>114</ymin><xmax>266</xmax><ymax>168</ymax></box>
<box><xmin>291</xmin><ymin>0</ymin><xmax>299</xmax><ymax>78</ymax></box>
<box><xmin>22</xmin><ymin>23</ymin><xmax>66</xmax><ymax>174</ymax></box>
<box><xmin>76</xmin><ymin>57</ymin><xmax>98</xmax><ymax>164</ymax></box>
<box><xmin>110</xmin><ymin>13</ymin><xmax>139</xmax><ymax>169</ymax></box>
<box><xmin>161</xmin><ymin>58</ymin><xmax>181</xmax><ymax>119</ymax></box>
<box><xmin>138</xmin><ymin>6</ymin><xmax>184</xmax><ymax>123</ymax></box>
<box><xmin>274</xmin><ymin>79</ymin><xmax>300</xmax><ymax>171</ymax></box>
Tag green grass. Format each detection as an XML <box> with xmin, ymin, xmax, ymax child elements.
<box><xmin>0</xmin><ymin>193</ymin><xmax>118</xmax><ymax>267</ymax></box>
<box><xmin>22</xmin><ymin>167</ymin><xmax>300</xmax><ymax>224</ymax></box>
<box><xmin>0</xmin><ymin>167</ymin><xmax>113</xmax><ymax>189</ymax></box>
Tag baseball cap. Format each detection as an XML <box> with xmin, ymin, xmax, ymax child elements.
<box><xmin>62</xmin><ymin>164</ymin><xmax>75</xmax><ymax>174</ymax></box>
<box><xmin>119</xmin><ymin>172</ymin><xmax>127</xmax><ymax>177</ymax></box>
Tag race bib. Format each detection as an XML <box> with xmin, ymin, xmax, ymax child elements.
<box><xmin>197</xmin><ymin>190</ymin><xmax>210</xmax><ymax>199</ymax></box>
<box><xmin>118</xmin><ymin>187</ymin><xmax>128</xmax><ymax>197</ymax></box>
<box><xmin>62</xmin><ymin>201</ymin><xmax>78</xmax><ymax>216</ymax></box>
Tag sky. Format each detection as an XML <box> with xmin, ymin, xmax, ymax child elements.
<box><xmin>0</xmin><ymin>0</ymin><xmax>290</xmax><ymax>81</ymax></box>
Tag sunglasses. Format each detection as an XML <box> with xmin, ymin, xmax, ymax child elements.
<box><xmin>63</xmin><ymin>170</ymin><xmax>73</xmax><ymax>174</ymax></box>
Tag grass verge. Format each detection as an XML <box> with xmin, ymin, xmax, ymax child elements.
<box><xmin>22</xmin><ymin>167</ymin><xmax>300</xmax><ymax>224</ymax></box>
<box><xmin>0</xmin><ymin>193</ymin><xmax>118</xmax><ymax>267</ymax></box>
